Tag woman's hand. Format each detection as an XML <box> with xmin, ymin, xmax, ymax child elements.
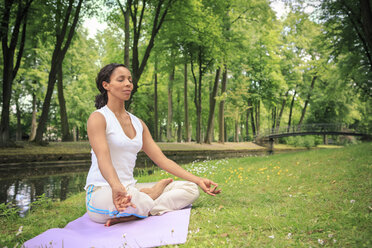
<box><xmin>111</xmin><ymin>184</ymin><xmax>136</xmax><ymax>212</ymax></box>
<box><xmin>197</xmin><ymin>178</ymin><xmax>221</xmax><ymax>196</ymax></box>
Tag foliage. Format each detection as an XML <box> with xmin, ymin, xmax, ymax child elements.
<box><xmin>0</xmin><ymin>202</ymin><xmax>19</xmax><ymax>221</ymax></box>
<box><xmin>1</xmin><ymin>0</ymin><xmax>371</xmax><ymax>144</ymax></box>
<box><xmin>280</xmin><ymin>136</ymin><xmax>322</xmax><ymax>148</ymax></box>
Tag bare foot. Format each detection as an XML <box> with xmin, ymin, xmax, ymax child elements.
<box><xmin>140</xmin><ymin>178</ymin><xmax>173</xmax><ymax>200</ymax></box>
<box><xmin>105</xmin><ymin>215</ymin><xmax>140</xmax><ymax>227</ymax></box>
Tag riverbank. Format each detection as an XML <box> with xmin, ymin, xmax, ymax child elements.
<box><xmin>0</xmin><ymin>141</ymin><xmax>328</xmax><ymax>164</ymax></box>
<box><xmin>1</xmin><ymin>142</ymin><xmax>370</xmax><ymax>247</ymax></box>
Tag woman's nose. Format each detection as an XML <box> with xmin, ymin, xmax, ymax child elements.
<box><xmin>124</xmin><ymin>78</ymin><xmax>132</xmax><ymax>86</ymax></box>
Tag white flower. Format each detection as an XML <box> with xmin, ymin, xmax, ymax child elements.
<box><xmin>16</xmin><ymin>226</ymin><xmax>23</xmax><ymax>236</ymax></box>
<box><xmin>318</xmin><ymin>239</ymin><xmax>324</xmax><ymax>245</ymax></box>
<box><xmin>328</xmin><ymin>234</ymin><xmax>333</xmax><ymax>238</ymax></box>
<box><xmin>289</xmin><ymin>194</ymin><xmax>293</xmax><ymax>197</ymax></box>
<box><xmin>287</xmin><ymin>233</ymin><xmax>292</xmax><ymax>239</ymax></box>
<box><xmin>350</xmin><ymin>199</ymin><xmax>355</xmax><ymax>204</ymax></box>
<box><xmin>333</xmin><ymin>239</ymin><xmax>337</xmax><ymax>243</ymax></box>
<box><xmin>268</xmin><ymin>235</ymin><xmax>275</xmax><ymax>239</ymax></box>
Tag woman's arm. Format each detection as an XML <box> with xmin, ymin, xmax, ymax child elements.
<box><xmin>141</xmin><ymin>120</ymin><xmax>221</xmax><ymax>196</ymax></box>
<box><xmin>87</xmin><ymin>112</ymin><xmax>135</xmax><ymax>210</ymax></box>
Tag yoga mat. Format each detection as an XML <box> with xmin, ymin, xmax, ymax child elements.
<box><xmin>24</xmin><ymin>206</ymin><xmax>191</xmax><ymax>248</ymax></box>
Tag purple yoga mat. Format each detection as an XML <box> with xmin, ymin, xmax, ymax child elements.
<box><xmin>24</xmin><ymin>206</ymin><xmax>191</xmax><ymax>248</ymax></box>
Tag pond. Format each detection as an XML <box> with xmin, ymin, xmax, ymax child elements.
<box><xmin>0</xmin><ymin>163</ymin><xmax>158</xmax><ymax>217</ymax></box>
<box><xmin>0</xmin><ymin>171</ymin><xmax>88</xmax><ymax>217</ymax></box>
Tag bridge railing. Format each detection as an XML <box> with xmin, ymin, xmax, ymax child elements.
<box><xmin>256</xmin><ymin>123</ymin><xmax>353</xmax><ymax>139</ymax></box>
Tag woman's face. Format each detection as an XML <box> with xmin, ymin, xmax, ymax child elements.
<box><xmin>103</xmin><ymin>66</ymin><xmax>133</xmax><ymax>101</ymax></box>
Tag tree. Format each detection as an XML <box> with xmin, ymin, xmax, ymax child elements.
<box><xmin>0</xmin><ymin>0</ymin><xmax>34</xmax><ymax>146</ymax></box>
<box><xmin>320</xmin><ymin>0</ymin><xmax>372</xmax><ymax>96</ymax></box>
<box><xmin>34</xmin><ymin>0</ymin><xmax>83</xmax><ymax>144</ymax></box>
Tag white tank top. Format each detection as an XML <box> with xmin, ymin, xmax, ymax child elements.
<box><xmin>85</xmin><ymin>105</ymin><xmax>143</xmax><ymax>189</ymax></box>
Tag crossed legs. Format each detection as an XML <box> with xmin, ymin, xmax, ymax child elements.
<box><xmin>104</xmin><ymin>178</ymin><xmax>173</xmax><ymax>226</ymax></box>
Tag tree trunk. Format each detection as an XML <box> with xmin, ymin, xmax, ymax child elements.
<box><xmin>255</xmin><ymin>101</ymin><xmax>260</xmax><ymax>136</ymax></box>
<box><xmin>124</xmin><ymin>5</ymin><xmax>130</xmax><ymax>68</ymax></box>
<box><xmin>249</xmin><ymin>100</ymin><xmax>256</xmax><ymax>137</ymax></box>
<box><xmin>271</xmin><ymin>107</ymin><xmax>276</xmax><ymax>131</ymax></box>
<box><xmin>34</xmin><ymin>0</ymin><xmax>83</xmax><ymax>144</ymax></box>
<box><xmin>167</xmin><ymin>66</ymin><xmax>174</xmax><ymax>141</ymax></box>
<box><xmin>116</xmin><ymin>0</ymin><xmax>130</xmax><ymax>67</ymax></box>
<box><xmin>176</xmin><ymin>89</ymin><xmax>182</xmax><ymax>142</ymax></box>
<box><xmin>288</xmin><ymin>88</ymin><xmax>297</xmax><ymax>132</ymax></box>
<box><xmin>245</xmin><ymin>109</ymin><xmax>249</xmax><ymax>140</ymax></box>
<box><xmin>0</xmin><ymin>54</ymin><xmax>14</xmax><ymax>145</ymax></box>
<box><xmin>298</xmin><ymin>76</ymin><xmax>317</xmax><ymax>129</ymax></box>
<box><xmin>184</xmin><ymin>62</ymin><xmax>190</xmax><ymax>142</ymax></box>
<box><xmin>218</xmin><ymin>65</ymin><xmax>228</xmax><ymax>143</ymax></box>
<box><xmin>72</xmin><ymin>126</ymin><xmax>77</xmax><ymax>141</ymax></box>
<box><xmin>190</xmin><ymin>57</ymin><xmax>202</xmax><ymax>144</ymax></box>
<box><xmin>29</xmin><ymin>92</ymin><xmax>37</xmax><ymax>141</ymax></box>
<box><xmin>154</xmin><ymin>60</ymin><xmax>159</xmax><ymax>141</ymax></box>
<box><xmin>57</xmin><ymin>62</ymin><xmax>72</xmax><ymax>141</ymax></box>
<box><xmin>196</xmin><ymin>67</ymin><xmax>202</xmax><ymax>144</ymax></box>
<box><xmin>276</xmin><ymin>90</ymin><xmax>289</xmax><ymax>132</ymax></box>
<box><xmin>205</xmin><ymin>67</ymin><xmax>221</xmax><ymax>144</ymax></box>
<box><xmin>15</xmin><ymin>95</ymin><xmax>22</xmax><ymax>141</ymax></box>
<box><xmin>234</xmin><ymin>119</ymin><xmax>239</xmax><ymax>142</ymax></box>
<box><xmin>0</xmin><ymin>0</ymin><xmax>33</xmax><ymax>146</ymax></box>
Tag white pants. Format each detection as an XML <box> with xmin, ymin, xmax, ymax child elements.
<box><xmin>86</xmin><ymin>181</ymin><xmax>200</xmax><ymax>224</ymax></box>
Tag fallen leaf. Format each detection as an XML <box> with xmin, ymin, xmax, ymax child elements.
<box><xmin>220</xmin><ymin>233</ymin><xmax>229</xmax><ymax>238</ymax></box>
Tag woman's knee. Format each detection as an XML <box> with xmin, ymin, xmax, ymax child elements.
<box><xmin>179</xmin><ymin>181</ymin><xmax>200</xmax><ymax>202</ymax></box>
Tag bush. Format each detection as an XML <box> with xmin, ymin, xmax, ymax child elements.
<box><xmin>281</xmin><ymin>136</ymin><xmax>319</xmax><ymax>148</ymax></box>
<box><xmin>0</xmin><ymin>202</ymin><xmax>19</xmax><ymax>220</ymax></box>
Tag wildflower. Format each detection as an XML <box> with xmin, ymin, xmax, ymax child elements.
<box><xmin>318</xmin><ymin>239</ymin><xmax>324</xmax><ymax>245</ymax></box>
<box><xmin>289</xmin><ymin>194</ymin><xmax>293</xmax><ymax>197</ymax></box>
<box><xmin>268</xmin><ymin>235</ymin><xmax>275</xmax><ymax>239</ymax></box>
<box><xmin>328</xmin><ymin>234</ymin><xmax>333</xmax><ymax>238</ymax></box>
<box><xmin>333</xmin><ymin>239</ymin><xmax>337</xmax><ymax>243</ymax></box>
<box><xmin>16</xmin><ymin>226</ymin><xmax>23</xmax><ymax>236</ymax></box>
<box><xmin>350</xmin><ymin>199</ymin><xmax>355</xmax><ymax>204</ymax></box>
<box><xmin>123</xmin><ymin>233</ymin><xmax>127</xmax><ymax>238</ymax></box>
<box><xmin>287</xmin><ymin>233</ymin><xmax>292</xmax><ymax>239</ymax></box>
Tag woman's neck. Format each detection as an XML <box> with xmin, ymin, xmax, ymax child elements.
<box><xmin>106</xmin><ymin>99</ymin><xmax>127</xmax><ymax>116</ymax></box>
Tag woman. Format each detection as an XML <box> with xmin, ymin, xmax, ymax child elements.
<box><xmin>85</xmin><ymin>63</ymin><xmax>221</xmax><ymax>226</ymax></box>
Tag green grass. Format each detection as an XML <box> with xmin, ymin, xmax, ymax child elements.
<box><xmin>1</xmin><ymin>143</ymin><xmax>371</xmax><ymax>247</ymax></box>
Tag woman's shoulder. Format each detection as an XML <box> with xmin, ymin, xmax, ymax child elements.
<box><xmin>87</xmin><ymin>110</ymin><xmax>106</xmax><ymax>129</ymax></box>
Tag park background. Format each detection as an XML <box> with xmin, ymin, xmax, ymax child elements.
<box><xmin>0</xmin><ymin>0</ymin><xmax>371</xmax><ymax>145</ymax></box>
<box><xmin>0</xmin><ymin>0</ymin><xmax>372</xmax><ymax>247</ymax></box>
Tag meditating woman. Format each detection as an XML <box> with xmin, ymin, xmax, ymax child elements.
<box><xmin>85</xmin><ymin>63</ymin><xmax>221</xmax><ymax>226</ymax></box>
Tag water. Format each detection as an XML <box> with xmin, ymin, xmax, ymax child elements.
<box><xmin>0</xmin><ymin>171</ymin><xmax>88</xmax><ymax>217</ymax></box>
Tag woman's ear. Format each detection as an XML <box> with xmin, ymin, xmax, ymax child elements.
<box><xmin>102</xmin><ymin>81</ymin><xmax>109</xmax><ymax>90</ymax></box>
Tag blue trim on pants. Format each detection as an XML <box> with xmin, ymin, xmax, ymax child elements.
<box><xmin>86</xmin><ymin>185</ymin><xmax>147</xmax><ymax>219</ymax></box>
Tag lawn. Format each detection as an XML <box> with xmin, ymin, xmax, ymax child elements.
<box><xmin>1</xmin><ymin>143</ymin><xmax>371</xmax><ymax>247</ymax></box>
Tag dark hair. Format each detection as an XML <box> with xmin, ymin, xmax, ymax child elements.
<box><xmin>95</xmin><ymin>63</ymin><xmax>128</xmax><ymax>109</ymax></box>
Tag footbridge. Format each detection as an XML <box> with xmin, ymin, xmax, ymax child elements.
<box><xmin>255</xmin><ymin>123</ymin><xmax>371</xmax><ymax>152</ymax></box>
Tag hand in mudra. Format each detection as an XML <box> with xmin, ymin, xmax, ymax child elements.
<box><xmin>197</xmin><ymin>178</ymin><xmax>221</xmax><ymax>196</ymax></box>
<box><xmin>112</xmin><ymin>185</ymin><xmax>136</xmax><ymax>212</ymax></box>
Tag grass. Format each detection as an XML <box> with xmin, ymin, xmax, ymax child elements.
<box><xmin>1</xmin><ymin>143</ymin><xmax>371</xmax><ymax>247</ymax></box>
